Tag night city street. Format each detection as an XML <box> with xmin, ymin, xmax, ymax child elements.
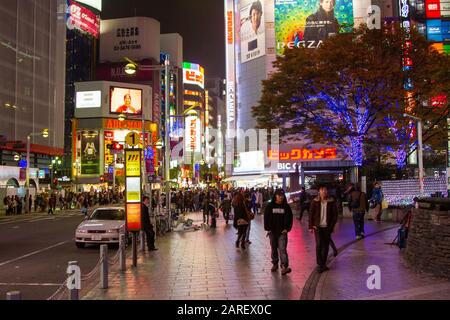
<box><xmin>1</xmin><ymin>0</ymin><xmax>450</xmax><ymax>313</ymax></box>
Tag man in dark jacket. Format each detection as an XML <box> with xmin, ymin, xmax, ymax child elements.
<box><xmin>264</xmin><ymin>189</ymin><xmax>293</xmax><ymax>275</ymax></box>
<box><xmin>309</xmin><ymin>186</ymin><xmax>338</xmax><ymax>273</ymax></box>
<box><xmin>346</xmin><ymin>183</ymin><xmax>369</xmax><ymax>240</ymax></box>
<box><xmin>141</xmin><ymin>196</ymin><xmax>157</xmax><ymax>251</ymax></box>
<box><xmin>303</xmin><ymin>0</ymin><xmax>339</xmax><ymax>45</ymax></box>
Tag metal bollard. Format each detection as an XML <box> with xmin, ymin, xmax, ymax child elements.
<box><xmin>119</xmin><ymin>234</ymin><xmax>126</xmax><ymax>272</ymax></box>
<box><xmin>139</xmin><ymin>230</ymin><xmax>145</xmax><ymax>252</ymax></box>
<box><xmin>6</xmin><ymin>291</ymin><xmax>21</xmax><ymax>300</ymax></box>
<box><xmin>100</xmin><ymin>244</ymin><xmax>108</xmax><ymax>289</ymax></box>
<box><xmin>67</xmin><ymin>261</ymin><xmax>80</xmax><ymax>300</ymax></box>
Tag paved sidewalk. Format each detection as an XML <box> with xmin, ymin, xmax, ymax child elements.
<box><xmin>315</xmin><ymin>228</ymin><xmax>450</xmax><ymax>300</ymax></box>
<box><xmin>84</xmin><ymin>212</ymin><xmax>396</xmax><ymax>300</ymax></box>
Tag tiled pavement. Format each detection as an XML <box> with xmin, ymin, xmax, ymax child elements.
<box><xmin>315</xmin><ymin>228</ymin><xmax>450</xmax><ymax>300</ymax></box>
<box><xmin>84</xmin><ymin>212</ymin><xmax>398</xmax><ymax>300</ymax></box>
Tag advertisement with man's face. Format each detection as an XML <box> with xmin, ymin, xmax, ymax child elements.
<box><xmin>110</xmin><ymin>87</ymin><xmax>143</xmax><ymax>115</ymax></box>
<box><xmin>240</xmin><ymin>0</ymin><xmax>266</xmax><ymax>63</ymax></box>
<box><xmin>275</xmin><ymin>0</ymin><xmax>354</xmax><ymax>54</ymax></box>
<box><xmin>80</xmin><ymin>132</ymin><xmax>100</xmax><ymax>175</ymax></box>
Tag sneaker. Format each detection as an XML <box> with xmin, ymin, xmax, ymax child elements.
<box><xmin>246</xmin><ymin>240</ymin><xmax>252</xmax><ymax>244</ymax></box>
<box><xmin>360</xmin><ymin>233</ymin><xmax>365</xmax><ymax>238</ymax></box>
<box><xmin>356</xmin><ymin>235</ymin><xmax>362</xmax><ymax>240</ymax></box>
<box><xmin>271</xmin><ymin>264</ymin><xmax>279</xmax><ymax>272</ymax></box>
<box><xmin>281</xmin><ymin>267</ymin><xmax>292</xmax><ymax>275</ymax></box>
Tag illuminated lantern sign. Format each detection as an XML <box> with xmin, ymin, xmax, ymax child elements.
<box><xmin>125</xmin><ymin>149</ymin><xmax>142</xmax><ymax>232</ymax></box>
<box><xmin>268</xmin><ymin>148</ymin><xmax>337</xmax><ymax>161</ymax></box>
<box><xmin>67</xmin><ymin>0</ymin><xmax>100</xmax><ymax>38</ymax></box>
<box><xmin>183</xmin><ymin>62</ymin><xmax>205</xmax><ymax>89</ymax></box>
<box><xmin>185</xmin><ymin>116</ymin><xmax>201</xmax><ymax>153</ymax></box>
<box><xmin>227</xmin><ymin>11</ymin><xmax>234</xmax><ymax>44</ymax></box>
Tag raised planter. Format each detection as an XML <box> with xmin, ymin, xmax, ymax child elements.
<box><xmin>404</xmin><ymin>198</ymin><xmax>450</xmax><ymax>279</ymax></box>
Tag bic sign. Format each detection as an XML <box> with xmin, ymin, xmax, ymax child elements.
<box><xmin>125</xmin><ymin>150</ymin><xmax>141</xmax><ymax>177</ymax></box>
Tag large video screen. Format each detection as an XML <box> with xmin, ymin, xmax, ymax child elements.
<box><xmin>110</xmin><ymin>87</ymin><xmax>143</xmax><ymax>115</ymax></box>
<box><xmin>275</xmin><ymin>0</ymin><xmax>354</xmax><ymax>54</ymax></box>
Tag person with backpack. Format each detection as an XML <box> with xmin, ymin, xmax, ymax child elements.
<box><xmin>346</xmin><ymin>183</ymin><xmax>369</xmax><ymax>240</ymax></box>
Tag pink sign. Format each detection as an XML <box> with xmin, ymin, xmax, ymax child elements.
<box><xmin>67</xmin><ymin>0</ymin><xmax>100</xmax><ymax>38</ymax></box>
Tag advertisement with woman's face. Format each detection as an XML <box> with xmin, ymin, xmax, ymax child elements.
<box><xmin>110</xmin><ymin>87</ymin><xmax>142</xmax><ymax>115</ymax></box>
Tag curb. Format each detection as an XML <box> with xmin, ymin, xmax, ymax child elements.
<box><xmin>300</xmin><ymin>225</ymin><xmax>398</xmax><ymax>300</ymax></box>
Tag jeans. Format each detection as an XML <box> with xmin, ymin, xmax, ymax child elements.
<box><xmin>245</xmin><ymin>221</ymin><xmax>251</xmax><ymax>241</ymax></box>
<box><xmin>144</xmin><ymin>225</ymin><xmax>156</xmax><ymax>250</ymax></box>
<box><xmin>237</xmin><ymin>224</ymin><xmax>248</xmax><ymax>245</ymax></box>
<box><xmin>352</xmin><ymin>211</ymin><xmax>365</xmax><ymax>236</ymax></box>
<box><xmin>269</xmin><ymin>233</ymin><xmax>289</xmax><ymax>268</ymax></box>
<box><xmin>315</xmin><ymin>227</ymin><xmax>331</xmax><ymax>267</ymax></box>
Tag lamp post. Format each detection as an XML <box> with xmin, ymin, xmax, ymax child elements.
<box><xmin>403</xmin><ymin>113</ymin><xmax>424</xmax><ymax>196</ymax></box>
<box><xmin>123</xmin><ymin>57</ymin><xmax>176</xmax><ymax>228</ymax></box>
<box><xmin>26</xmin><ymin>129</ymin><xmax>49</xmax><ymax>191</ymax></box>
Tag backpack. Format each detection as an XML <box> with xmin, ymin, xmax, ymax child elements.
<box><xmin>350</xmin><ymin>192</ymin><xmax>362</xmax><ymax>209</ymax></box>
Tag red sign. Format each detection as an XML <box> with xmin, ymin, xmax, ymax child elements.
<box><xmin>426</xmin><ymin>0</ymin><xmax>441</xmax><ymax>18</ymax></box>
<box><xmin>431</xmin><ymin>95</ymin><xmax>447</xmax><ymax>108</ymax></box>
<box><xmin>68</xmin><ymin>0</ymin><xmax>100</xmax><ymax>38</ymax></box>
<box><xmin>126</xmin><ymin>203</ymin><xmax>141</xmax><ymax>232</ymax></box>
<box><xmin>269</xmin><ymin>148</ymin><xmax>337</xmax><ymax>161</ymax></box>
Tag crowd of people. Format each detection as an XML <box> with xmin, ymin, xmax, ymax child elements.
<box><xmin>2</xmin><ymin>189</ymin><xmax>125</xmax><ymax>216</ymax></box>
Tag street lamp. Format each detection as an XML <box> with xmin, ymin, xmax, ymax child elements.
<box><xmin>403</xmin><ymin>113</ymin><xmax>424</xmax><ymax>196</ymax></box>
<box><xmin>26</xmin><ymin>128</ymin><xmax>49</xmax><ymax>190</ymax></box>
<box><xmin>123</xmin><ymin>57</ymin><xmax>174</xmax><ymax>229</ymax></box>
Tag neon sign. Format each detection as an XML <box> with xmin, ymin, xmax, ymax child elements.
<box><xmin>268</xmin><ymin>148</ymin><xmax>337</xmax><ymax>161</ymax></box>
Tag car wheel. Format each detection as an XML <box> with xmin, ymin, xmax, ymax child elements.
<box><xmin>76</xmin><ymin>242</ymin><xmax>85</xmax><ymax>248</ymax></box>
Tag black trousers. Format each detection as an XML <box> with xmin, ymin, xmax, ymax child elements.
<box><xmin>236</xmin><ymin>225</ymin><xmax>248</xmax><ymax>245</ymax></box>
<box><xmin>315</xmin><ymin>227</ymin><xmax>332</xmax><ymax>267</ymax></box>
<box><xmin>144</xmin><ymin>225</ymin><xmax>156</xmax><ymax>250</ymax></box>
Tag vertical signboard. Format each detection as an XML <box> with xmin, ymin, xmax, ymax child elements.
<box><xmin>225</xmin><ymin>0</ymin><xmax>237</xmax><ymax>176</ymax></box>
<box><xmin>125</xmin><ymin>149</ymin><xmax>142</xmax><ymax>232</ymax></box>
<box><xmin>80</xmin><ymin>131</ymin><xmax>100</xmax><ymax>175</ymax></box>
<box><xmin>240</xmin><ymin>0</ymin><xmax>266</xmax><ymax>63</ymax></box>
<box><xmin>274</xmin><ymin>0</ymin><xmax>354</xmax><ymax>54</ymax></box>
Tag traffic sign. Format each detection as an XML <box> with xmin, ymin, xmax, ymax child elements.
<box><xmin>125</xmin><ymin>132</ymin><xmax>140</xmax><ymax>147</ymax></box>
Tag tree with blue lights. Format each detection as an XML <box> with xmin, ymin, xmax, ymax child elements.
<box><xmin>253</xmin><ymin>25</ymin><xmax>450</xmax><ymax>173</ymax></box>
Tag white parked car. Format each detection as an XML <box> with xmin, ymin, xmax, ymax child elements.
<box><xmin>75</xmin><ymin>207</ymin><xmax>127</xmax><ymax>248</ymax></box>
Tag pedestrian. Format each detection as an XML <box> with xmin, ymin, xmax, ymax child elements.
<box><xmin>232</xmin><ymin>192</ymin><xmax>250</xmax><ymax>250</ymax></box>
<box><xmin>370</xmin><ymin>182</ymin><xmax>384</xmax><ymax>222</ymax></box>
<box><xmin>244</xmin><ymin>193</ymin><xmax>254</xmax><ymax>244</ymax></box>
<box><xmin>297</xmin><ymin>187</ymin><xmax>309</xmax><ymax>221</ymax></box>
<box><xmin>309</xmin><ymin>186</ymin><xmax>338</xmax><ymax>273</ymax></box>
<box><xmin>203</xmin><ymin>192</ymin><xmax>210</xmax><ymax>225</ymax></box>
<box><xmin>264</xmin><ymin>189</ymin><xmax>293</xmax><ymax>275</ymax></box>
<box><xmin>208</xmin><ymin>195</ymin><xmax>217</xmax><ymax>228</ymax></box>
<box><xmin>219</xmin><ymin>197</ymin><xmax>232</xmax><ymax>224</ymax></box>
<box><xmin>346</xmin><ymin>183</ymin><xmax>369</xmax><ymax>240</ymax></box>
<box><xmin>141</xmin><ymin>196</ymin><xmax>157</xmax><ymax>251</ymax></box>
<box><xmin>28</xmin><ymin>194</ymin><xmax>33</xmax><ymax>213</ymax></box>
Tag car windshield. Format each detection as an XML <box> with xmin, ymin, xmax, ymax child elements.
<box><xmin>89</xmin><ymin>209</ymin><xmax>125</xmax><ymax>221</ymax></box>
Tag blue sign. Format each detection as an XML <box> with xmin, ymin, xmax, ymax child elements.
<box><xmin>427</xmin><ymin>19</ymin><xmax>443</xmax><ymax>42</ymax></box>
<box><xmin>18</xmin><ymin>160</ymin><xmax>27</xmax><ymax>168</ymax></box>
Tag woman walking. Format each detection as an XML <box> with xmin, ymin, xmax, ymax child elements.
<box><xmin>232</xmin><ymin>193</ymin><xmax>250</xmax><ymax>250</ymax></box>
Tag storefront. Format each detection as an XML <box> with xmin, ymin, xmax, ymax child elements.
<box><xmin>73</xmin><ymin>81</ymin><xmax>159</xmax><ymax>191</ymax></box>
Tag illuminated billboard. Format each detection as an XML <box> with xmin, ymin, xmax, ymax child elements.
<box><xmin>275</xmin><ymin>0</ymin><xmax>354</xmax><ymax>54</ymax></box>
<box><xmin>67</xmin><ymin>0</ymin><xmax>100</xmax><ymax>38</ymax></box>
<box><xmin>76</xmin><ymin>91</ymin><xmax>101</xmax><ymax>108</ymax></box>
<box><xmin>183</xmin><ymin>62</ymin><xmax>205</xmax><ymax>89</ymax></box>
<box><xmin>74</xmin><ymin>0</ymin><xmax>102</xmax><ymax>11</ymax></box>
<box><xmin>110</xmin><ymin>87</ymin><xmax>143</xmax><ymax>115</ymax></box>
<box><xmin>234</xmin><ymin>151</ymin><xmax>265</xmax><ymax>173</ymax></box>
<box><xmin>240</xmin><ymin>0</ymin><xmax>266</xmax><ymax>63</ymax></box>
<box><xmin>185</xmin><ymin>116</ymin><xmax>201</xmax><ymax>154</ymax></box>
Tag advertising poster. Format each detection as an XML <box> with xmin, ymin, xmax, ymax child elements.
<box><xmin>240</xmin><ymin>0</ymin><xmax>266</xmax><ymax>63</ymax></box>
<box><xmin>80</xmin><ymin>132</ymin><xmax>100</xmax><ymax>175</ymax></box>
<box><xmin>67</xmin><ymin>0</ymin><xmax>100</xmax><ymax>38</ymax></box>
<box><xmin>110</xmin><ymin>87</ymin><xmax>143</xmax><ymax>115</ymax></box>
<box><xmin>275</xmin><ymin>0</ymin><xmax>354</xmax><ymax>54</ymax></box>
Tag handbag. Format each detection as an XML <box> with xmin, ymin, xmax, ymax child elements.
<box><xmin>381</xmin><ymin>199</ymin><xmax>389</xmax><ymax>210</ymax></box>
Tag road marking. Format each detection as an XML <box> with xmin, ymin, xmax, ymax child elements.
<box><xmin>0</xmin><ymin>282</ymin><xmax>62</xmax><ymax>287</ymax></box>
<box><xmin>0</xmin><ymin>241</ymin><xmax>70</xmax><ymax>267</ymax></box>
<box><xmin>28</xmin><ymin>217</ymin><xmax>56</xmax><ymax>223</ymax></box>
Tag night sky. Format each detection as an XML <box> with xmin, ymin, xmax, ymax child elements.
<box><xmin>102</xmin><ymin>0</ymin><xmax>225</xmax><ymax>78</ymax></box>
